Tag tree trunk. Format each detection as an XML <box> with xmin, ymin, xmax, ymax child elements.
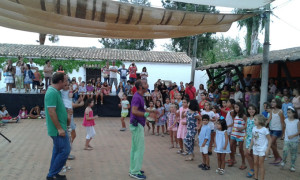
<box><xmin>250</xmin><ymin>29</ymin><xmax>259</xmax><ymax>55</ymax></box>
<box><xmin>39</xmin><ymin>33</ymin><xmax>46</xmax><ymax>45</ymax></box>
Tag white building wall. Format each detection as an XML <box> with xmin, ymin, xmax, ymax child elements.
<box><xmin>0</xmin><ymin>62</ymin><xmax>209</xmax><ymax>92</ymax></box>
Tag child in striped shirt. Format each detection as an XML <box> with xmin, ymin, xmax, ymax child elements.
<box><xmin>228</xmin><ymin>102</ymin><xmax>247</xmax><ymax>170</ymax></box>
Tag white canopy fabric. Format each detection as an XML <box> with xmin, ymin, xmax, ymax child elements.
<box><xmin>173</xmin><ymin>0</ymin><xmax>274</xmax><ymax>9</ymax></box>
<box><xmin>0</xmin><ymin>0</ymin><xmax>254</xmax><ymax>39</ymax></box>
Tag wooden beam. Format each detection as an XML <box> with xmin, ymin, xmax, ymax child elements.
<box><xmin>234</xmin><ymin>67</ymin><xmax>246</xmax><ymax>89</ymax></box>
<box><xmin>277</xmin><ymin>63</ymin><xmax>282</xmax><ymax>89</ymax></box>
<box><xmin>206</xmin><ymin>69</ymin><xmax>213</xmax><ymax>81</ymax></box>
<box><xmin>213</xmin><ymin>68</ymin><xmax>233</xmax><ymax>80</ymax></box>
<box><xmin>281</xmin><ymin>62</ymin><xmax>293</xmax><ymax>88</ymax></box>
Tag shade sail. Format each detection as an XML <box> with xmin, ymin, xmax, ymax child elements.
<box><xmin>0</xmin><ymin>0</ymin><xmax>254</xmax><ymax>39</ymax></box>
<box><xmin>173</xmin><ymin>0</ymin><xmax>274</xmax><ymax>9</ymax></box>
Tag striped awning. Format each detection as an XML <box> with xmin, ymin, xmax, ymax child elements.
<box><xmin>0</xmin><ymin>0</ymin><xmax>255</xmax><ymax>39</ymax></box>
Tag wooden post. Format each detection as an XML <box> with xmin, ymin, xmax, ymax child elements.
<box><xmin>259</xmin><ymin>4</ymin><xmax>270</xmax><ymax>113</ymax></box>
<box><xmin>190</xmin><ymin>36</ymin><xmax>198</xmax><ymax>82</ymax></box>
<box><xmin>277</xmin><ymin>62</ymin><xmax>282</xmax><ymax>89</ymax></box>
<box><xmin>281</xmin><ymin>62</ymin><xmax>293</xmax><ymax>88</ymax></box>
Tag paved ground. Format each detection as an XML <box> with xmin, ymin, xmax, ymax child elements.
<box><xmin>0</xmin><ymin>118</ymin><xmax>299</xmax><ymax>180</ymax></box>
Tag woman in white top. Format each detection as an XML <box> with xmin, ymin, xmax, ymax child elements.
<box><xmin>196</xmin><ymin>84</ymin><xmax>206</xmax><ymax>103</ymax></box>
<box><xmin>15</xmin><ymin>61</ymin><xmax>24</xmax><ymax>93</ymax></box>
<box><xmin>266</xmin><ymin>98</ymin><xmax>284</xmax><ymax>164</ymax></box>
<box><xmin>140</xmin><ymin>67</ymin><xmax>148</xmax><ymax>81</ymax></box>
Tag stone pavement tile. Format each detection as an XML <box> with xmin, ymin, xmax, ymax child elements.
<box><xmin>0</xmin><ymin>118</ymin><xmax>299</xmax><ymax>180</ymax></box>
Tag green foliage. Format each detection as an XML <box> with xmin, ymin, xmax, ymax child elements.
<box><xmin>202</xmin><ymin>36</ymin><xmax>242</xmax><ymax>65</ymax></box>
<box><xmin>99</xmin><ymin>0</ymin><xmax>154</xmax><ymax>51</ymax></box>
<box><xmin>161</xmin><ymin>1</ymin><xmax>218</xmax><ymax>58</ymax></box>
<box><xmin>236</xmin><ymin>9</ymin><xmax>265</xmax><ymax>55</ymax></box>
<box><xmin>99</xmin><ymin>39</ymin><xmax>155</xmax><ymax>51</ymax></box>
<box><xmin>0</xmin><ymin>57</ymin><xmax>122</xmax><ymax>76</ymax></box>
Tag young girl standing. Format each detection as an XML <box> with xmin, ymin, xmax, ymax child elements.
<box><xmin>168</xmin><ymin>104</ymin><xmax>178</xmax><ymax>148</ymax></box>
<box><xmin>281</xmin><ymin>107</ymin><xmax>300</xmax><ymax>172</ymax></box>
<box><xmin>146</xmin><ymin>101</ymin><xmax>156</xmax><ymax>134</ymax></box>
<box><xmin>229</xmin><ymin>102</ymin><xmax>247</xmax><ymax>170</ymax></box>
<box><xmin>177</xmin><ymin>98</ymin><xmax>189</xmax><ymax>154</ymax></box>
<box><xmin>245</xmin><ymin>105</ymin><xmax>258</xmax><ymax>178</ymax></box>
<box><xmin>82</xmin><ymin>98</ymin><xmax>98</xmax><ymax>150</ymax></box>
<box><xmin>164</xmin><ymin>97</ymin><xmax>171</xmax><ymax>133</ymax></box>
<box><xmin>119</xmin><ymin>94</ymin><xmax>130</xmax><ymax>131</ymax></box>
<box><xmin>184</xmin><ymin>99</ymin><xmax>200</xmax><ymax>161</ymax></box>
<box><xmin>156</xmin><ymin>100</ymin><xmax>165</xmax><ymax>136</ymax></box>
<box><xmin>266</xmin><ymin>98</ymin><xmax>284</xmax><ymax>164</ymax></box>
<box><xmin>248</xmin><ymin>114</ymin><xmax>272</xmax><ymax>180</ymax></box>
<box><xmin>225</xmin><ymin>99</ymin><xmax>235</xmax><ymax>136</ymax></box>
<box><xmin>220</xmin><ymin>100</ymin><xmax>229</xmax><ymax>118</ymax></box>
<box><xmin>214</xmin><ymin>119</ymin><xmax>231</xmax><ymax>175</ymax></box>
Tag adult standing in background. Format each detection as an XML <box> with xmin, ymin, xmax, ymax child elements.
<box><xmin>140</xmin><ymin>67</ymin><xmax>148</xmax><ymax>81</ymax></box>
<box><xmin>196</xmin><ymin>84</ymin><xmax>206</xmax><ymax>103</ymax></box>
<box><xmin>292</xmin><ymin>88</ymin><xmax>300</xmax><ymax>118</ymax></box>
<box><xmin>129</xmin><ymin>62</ymin><xmax>137</xmax><ymax>83</ymax></box>
<box><xmin>233</xmin><ymin>85</ymin><xmax>244</xmax><ymax>103</ymax></box>
<box><xmin>109</xmin><ymin>61</ymin><xmax>118</xmax><ymax>92</ymax></box>
<box><xmin>249</xmin><ymin>86</ymin><xmax>260</xmax><ymax>108</ymax></box>
<box><xmin>44</xmin><ymin>60</ymin><xmax>53</xmax><ymax>90</ymax></box>
<box><xmin>57</xmin><ymin>65</ymin><xmax>65</xmax><ymax>73</ymax></box>
<box><xmin>45</xmin><ymin>73</ymin><xmax>70</xmax><ymax>180</ymax></box>
<box><xmin>102</xmin><ymin>61</ymin><xmax>110</xmax><ymax>84</ymax></box>
<box><xmin>185</xmin><ymin>81</ymin><xmax>196</xmax><ymax>100</ymax></box>
<box><xmin>4</xmin><ymin>59</ymin><xmax>15</xmax><ymax>93</ymax></box>
<box><xmin>118</xmin><ymin>64</ymin><xmax>128</xmax><ymax>86</ymax></box>
<box><xmin>29</xmin><ymin>58</ymin><xmax>36</xmax><ymax>73</ymax></box>
<box><xmin>129</xmin><ymin>79</ymin><xmax>155</xmax><ymax>180</ymax></box>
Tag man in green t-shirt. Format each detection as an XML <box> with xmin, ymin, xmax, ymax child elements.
<box><xmin>45</xmin><ymin>73</ymin><xmax>70</xmax><ymax>180</ymax></box>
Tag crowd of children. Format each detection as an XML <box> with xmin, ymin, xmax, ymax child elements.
<box><xmin>114</xmin><ymin>81</ymin><xmax>300</xmax><ymax>180</ymax></box>
<box><xmin>0</xmin><ymin>104</ymin><xmax>46</xmax><ymax>125</ymax></box>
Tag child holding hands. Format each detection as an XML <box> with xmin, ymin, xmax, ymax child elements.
<box><xmin>248</xmin><ymin>114</ymin><xmax>272</xmax><ymax>180</ymax></box>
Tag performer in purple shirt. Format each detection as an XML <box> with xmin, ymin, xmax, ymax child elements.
<box><xmin>129</xmin><ymin>80</ymin><xmax>156</xmax><ymax>180</ymax></box>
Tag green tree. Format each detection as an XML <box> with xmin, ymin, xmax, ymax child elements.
<box><xmin>236</xmin><ymin>9</ymin><xmax>265</xmax><ymax>55</ymax></box>
<box><xmin>202</xmin><ymin>36</ymin><xmax>242</xmax><ymax>65</ymax></box>
<box><xmin>99</xmin><ymin>0</ymin><xmax>154</xmax><ymax>51</ymax></box>
<box><xmin>161</xmin><ymin>1</ymin><xmax>218</xmax><ymax>58</ymax></box>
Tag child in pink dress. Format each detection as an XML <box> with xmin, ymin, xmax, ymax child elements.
<box><xmin>82</xmin><ymin>98</ymin><xmax>98</xmax><ymax>150</ymax></box>
<box><xmin>177</xmin><ymin>98</ymin><xmax>189</xmax><ymax>154</ymax></box>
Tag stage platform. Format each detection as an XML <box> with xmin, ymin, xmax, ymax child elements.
<box><xmin>0</xmin><ymin>90</ymin><xmax>131</xmax><ymax>117</ymax></box>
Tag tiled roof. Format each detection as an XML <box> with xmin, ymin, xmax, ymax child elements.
<box><xmin>196</xmin><ymin>47</ymin><xmax>300</xmax><ymax>70</ymax></box>
<box><xmin>0</xmin><ymin>43</ymin><xmax>192</xmax><ymax>64</ymax></box>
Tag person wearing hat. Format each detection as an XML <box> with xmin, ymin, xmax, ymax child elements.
<box><xmin>185</xmin><ymin>81</ymin><xmax>196</xmax><ymax>100</ymax></box>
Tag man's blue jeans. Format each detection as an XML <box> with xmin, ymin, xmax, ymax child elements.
<box><xmin>47</xmin><ymin>131</ymin><xmax>71</xmax><ymax>178</ymax></box>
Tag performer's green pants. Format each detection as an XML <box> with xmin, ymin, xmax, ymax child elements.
<box><xmin>129</xmin><ymin>123</ymin><xmax>145</xmax><ymax>175</ymax></box>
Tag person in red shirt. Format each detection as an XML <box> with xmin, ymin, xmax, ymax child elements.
<box><xmin>128</xmin><ymin>62</ymin><xmax>138</xmax><ymax>83</ymax></box>
<box><xmin>170</xmin><ymin>85</ymin><xmax>179</xmax><ymax>100</ymax></box>
<box><xmin>131</xmin><ymin>85</ymin><xmax>137</xmax><ymax>95</ymax></box>
<box><xmin>185</xmin><ymin>81</ymin><xmax>196</xmax><ymax>100</ymax></box>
